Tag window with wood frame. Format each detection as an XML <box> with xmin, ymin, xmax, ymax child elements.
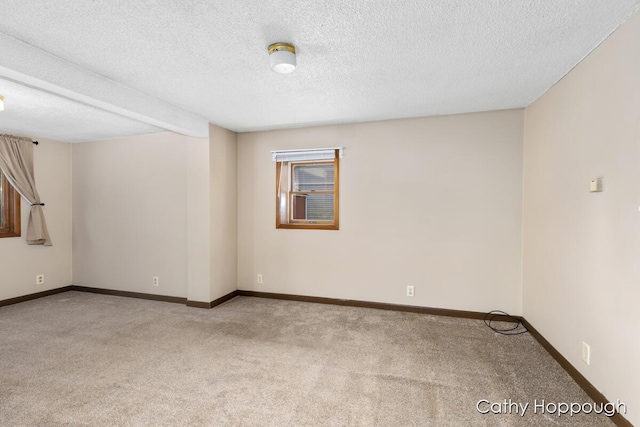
<box><xmin>274</xmin><ymin>148</ymin><xmax>342</xmax><ymax>230</ymax></box>
<box><xmin>0</xmin><ymin>168</ymin><xmax>21</xmax><ymax>238</ymax></box>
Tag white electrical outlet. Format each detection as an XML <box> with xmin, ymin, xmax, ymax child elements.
<box><xmin>257</xmin><ymin>274</ymin><xmax>263</xmax><ymax>284</ymax></box>
<box><xmin>406</xmin><ymin>285</ymin><xmax>415</xmax><ymax>297</ymax></box>
<box><xmin>153</xmin><ymin>276</ymin><xmax>159</xmax><ymax>287</ymax></box>
<box><xmin>36</xmin><ymin>274</ymin><xmax>45</xmax><ymax>285</ymax></box>
<box><xmin>582</xmin><ymin>342</ymin><xmax>590</xmax><ymax>365</ymax></box>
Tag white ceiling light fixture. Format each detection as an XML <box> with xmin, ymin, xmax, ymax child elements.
<box><xmin>268</xmin><ymin>43</ymin><xmax>296</xmax><ymax>74</ymax></box>
<box><xmin>0</xmin><ymin>94</ymin><xmax>4</xmax><ymax>111</ymax></box>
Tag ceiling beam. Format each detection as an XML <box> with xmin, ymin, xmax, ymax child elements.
<box><xmin>0</xmin><ymin>32</ymin><xmax>209</xmax><ymax>138</ymax></box>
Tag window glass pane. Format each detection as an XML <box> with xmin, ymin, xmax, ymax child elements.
<box><xmin>0</xmin><ymin>168</ymin><xmax>20</xmax><ymax>237</ymax></box>
<box><xmin>293</xmin><ymin>164</ymin><xmax>334</xmax><ymax>191</ymax></box>
<box><xmin>292</xmin><ymin>193</ymin><xmax>334</xmax><ymax>221</ymax></box>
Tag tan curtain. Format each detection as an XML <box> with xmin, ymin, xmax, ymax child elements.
<box><xmin>0</xmin><ymin>134</ymin><xmax>52</xmax><ymax>246</ymax></box>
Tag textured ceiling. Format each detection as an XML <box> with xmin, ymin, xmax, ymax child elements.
<box><xmin>0</xmin><ymin>78</ymin><xmax>161</xmax><ymax>143</ymax></box>
<box><xmin>0</xmin><ymin>1</ymin><xmax>639</xmax><ymax>141</ymax></box>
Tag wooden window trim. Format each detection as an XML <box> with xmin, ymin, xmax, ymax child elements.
<box><xmin>0</xmin><ymin>172</ymin><xmax>21</xmax><ymax>238</ymax></box>
<box><xmin>275</xmin><ymin>151</ymin><xmax>339</xmax><ymax>230</ymax></box>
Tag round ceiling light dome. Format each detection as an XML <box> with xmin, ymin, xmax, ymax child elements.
<box><xmin>268</xmin><ymin>43</ymin><xmax>296</xmax><ymax>74</ymax></box>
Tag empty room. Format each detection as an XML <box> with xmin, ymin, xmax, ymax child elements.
<box><xmin>0</xmin><ymin>1</ymin><xmax>639</xmax><ymax>426</ymax></box>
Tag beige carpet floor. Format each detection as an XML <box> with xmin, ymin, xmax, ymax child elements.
<box><xmin>0</xmin><ymin>292</ymin><xmax>614</xmax><ymax>426</ymax></box>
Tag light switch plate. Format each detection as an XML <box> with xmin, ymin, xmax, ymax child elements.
<box><xmin>590</xmin><ymin>178</ymin><xmax>602</xmax><ymax>192</ymax></box>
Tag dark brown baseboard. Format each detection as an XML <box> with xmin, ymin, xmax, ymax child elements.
<box><xmin>0</xmin><ymin>286</ymin><xmax>73</xmax><ymax>308</ymax></box>
<box><xmin>70</xmin><ymin>286</ymin><xmax>239</xmax><ymax>309</ymax></box>
<box><xmin>187</xmin><ymin>290</ymin><xmax>240</xmax><ymax>309</ymax></box>
<box><xmin>185</xmin><ymin>300</ymin><xmax>210</xmax><ymax>308</ymax></box>
<box><xmin>211</xmin><ymin>289</ymin><xmax>240</xmax><ymax>307</ymax></box>
<box><xmin>70</xmin><ymin>285</ymin><xmax>187</xmax><ymax>305</ymax></box>
<box><xmin>236</xmin><ymin>290</ymin><xmax>520</xmax><ymax>322</ymax></box>
<box><xmin>521</xmin><ymin>319</ymin><xmax>632</xmax><ymax>427</ymax></box>
<box><xmin>0</xmin><ymin>285</ymin><xmax>239</xmax><ymax>310</ymax></box>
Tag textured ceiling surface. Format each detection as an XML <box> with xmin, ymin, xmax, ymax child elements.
<box><xmin>0</xmin><ymin>1</ymin><xmax>639</xmax><ymax>141</ymax></box>
<box><xmin>0</xmin><ymin>78</ymin><xmax>161</xmax><ymax>143</ymax></box>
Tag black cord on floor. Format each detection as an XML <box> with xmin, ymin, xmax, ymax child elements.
<box><xmin>484</xmin><ymin>310</ymin><xmax>528</xmax><ymax>335</ymax></box>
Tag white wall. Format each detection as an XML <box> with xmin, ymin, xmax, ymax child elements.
<box><xmin>72</xmin><ymin>132</ymin><xmax>210</xmax><ymax>299</ymax></box>
<box><xmin>523</xmin><ymin>10</ymin><xmax>640</xmax><ymax>425</ymax></box>
<box><xmin>0</xmin><ymin>138</ymin><xmax>72</xmax><ymax>300</ymax></box>
<box><xmin>210</xmin><ymin>124</ymin><xmax>238</xmax><ymax>300</ymax></box>
<box><xmin>238</xmin><ymin>110</ymin><xmax>524</xmax><ymax>313</ymax></box>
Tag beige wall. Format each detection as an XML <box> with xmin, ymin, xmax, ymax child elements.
<box><xmin>210</xmin><ymin>124</ymin><xmax>238</xmax><ymax>300</ymax></box>
<box><xmin>0</xmin><ymin>139</ymin><xmax>72</xmax><ymax>300</ymax></box>
<box><xmin>238</xmin><ymin>110</ymin><xmax>524</xmax><ymax>313</ymax></box>
<box><xmin>186</xmin><ymin>136</ymin><xmax>211</xmax><ymax>303</ymax></box>
<box><xmin>523</xmin><ymin>11</ymin><xmax>640</xmax><ymax>425</ymax></box>
<box><xmin>73</xmin><ymin>132</ymin><xmax>210</xmax><ymax>299</ymax></box>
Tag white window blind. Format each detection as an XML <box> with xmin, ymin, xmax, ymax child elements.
<box><xmin>272</xmin><ymin>147</ymin><xmax>344</xmax><ymax>162</ymax></box>
<box><xmin>293</xmin><ymin>163</ymin><xmax>334</xmax><ymax>191</ymax></box>
<box><xmin>291</xmin><ymin>163</ymin><xmax>335</xmax><ymax>221</ymax></box>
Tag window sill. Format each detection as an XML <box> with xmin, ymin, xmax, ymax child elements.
<box><xmin>276</xmin><ymin>223</ymin><xmax>339</xmax><ymax>230</ymax></box>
